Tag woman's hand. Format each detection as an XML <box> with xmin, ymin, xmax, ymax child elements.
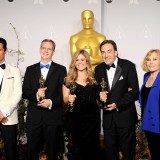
<box><xmin>68</xmin><ymin>94</ymin><xmax>77</xmax><ymax>103</ymax></box>
<box><xmin>100</xmin><ymin>91</ymin><xmax>108</xmax><ymax>103</ymax></box>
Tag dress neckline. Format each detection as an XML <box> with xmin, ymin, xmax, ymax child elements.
<box><xmin>75</xmin><ymin>82</ymin><xmax>88</xmax><ymax>87</ymax></box>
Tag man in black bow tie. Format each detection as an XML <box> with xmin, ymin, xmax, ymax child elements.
<box><xmin>0</xmin><ymin>37</ymin><xmax>22</xmax><ymax>160</ymax></box>
<box><xmin>105</xmin><ymin>63</ymin><xmax>115</xmax><ymax>70</ymax></box>
<box><xmin>95</xmin><ymin>40</ymin><xmax>139</xmax><ymax>160</ymax></box>
<box><xmin>22</xmin><ymin>39</ymin><xmax>67</xmax><ymax>160</ymax></box>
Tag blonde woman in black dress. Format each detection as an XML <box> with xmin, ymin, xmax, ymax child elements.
<box><xmin>63</xmin><ymin>50</ymin><xmax>104</xmax><ymax>160</ymax></box>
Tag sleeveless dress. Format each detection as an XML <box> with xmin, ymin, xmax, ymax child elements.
<box><xmin>66</xmin><ymin>82</ymin><xmax>100</xmax><ymax>160</ymax></box>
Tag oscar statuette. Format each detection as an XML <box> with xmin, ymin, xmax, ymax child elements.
<box><xmin>100</xmin><ymin>78</ymin><xmax>108</xmax><ymax>109</ymax></box>
<box><xmin>39</xmin><ymin>74</ymin><xmax>46</xmax><ymax>102</ymax></box>
<box><xmin>68</xmin><ymin>81</ymin><xmax>76</xmax><ymax>112</ymax></box>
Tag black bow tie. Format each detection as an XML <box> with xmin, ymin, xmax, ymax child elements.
<box><xmin>105</xmin><ymin>63</ymin><xmax>115</xmax><ymax>70</ymax></box>
<box><xmin>0</xmin><ymin>64</ymin><xmax>6</xmax><ymax>70</ymax></box>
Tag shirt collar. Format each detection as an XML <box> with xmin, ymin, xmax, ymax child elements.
<box><xmin>40</xmin><ymin>61</ymin><xmax>51</xmax><ymax>66</ymax></box>
<box><xmin>114</xmin><ymin>57</ymin><xmax>118</xmax><ymax>68</ymax></box>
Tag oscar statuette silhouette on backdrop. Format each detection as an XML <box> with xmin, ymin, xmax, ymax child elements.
<box><xmin>70</xmin><ymin>10</ymin><xmax>106</xmax><ymax>71</ymax></box>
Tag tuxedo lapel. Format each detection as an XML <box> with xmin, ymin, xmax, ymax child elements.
<box><xmin>35</xmin><ymin>63</ymin><xmax>41</xmax><ymax>80</ymax></box>
<box><xmin>46</xmin><ymin>61</ymin><xmax>55</xmax><ymax>82</ymax></box>
<box><xmin>111</xmin><ymin>59</ymin><xmax>122</xmax><ymax>90</ymax></box>
<box><xmin>0</xmin><ymin>67</ymin><xmax>10</xmax><ymax>93</ymax></box>
<box><xmin>1</xmin><ymin>65</ymin><xmax>18</xmax><ymax>93</ymax></box>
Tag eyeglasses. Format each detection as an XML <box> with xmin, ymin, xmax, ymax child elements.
<box><xmin>41</xmin><ymin>47</ymin><xmax>53</xmax><ymax>52</ymax></box>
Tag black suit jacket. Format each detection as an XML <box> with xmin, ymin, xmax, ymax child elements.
<box><xmin>95</xmin><ymin>58</ymin><xmax>139</xmax><ymax>129</ymax></box>
<box><xmin>22</xmin><ymin>61</ymin><xmax>67</xmax><ymax>125</ymax></box>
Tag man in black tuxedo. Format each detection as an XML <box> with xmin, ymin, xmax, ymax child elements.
<box><xmin>22</xmin><ymin>39</ymin><xmax>67</xmax><ymax>160</ymax></box>
<box><xmin>95</xmin><ymin>40</ymin><xmax>139</xmax><ymax>160</ymax></box>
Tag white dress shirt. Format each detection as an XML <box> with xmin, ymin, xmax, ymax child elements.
<box><xmin>107</xmin><ymin>58</ymin><xmax>118</xmax><ymax>89</ymax></box>
<box><xmin>40</xmin><ymin>62</ymin><xmax>51</xmax><ymax>79</ymax></box>
<box><xmin>37</xmin><ymin>61</ymin><xmax>52</xmax><ymax>109</ymax></box>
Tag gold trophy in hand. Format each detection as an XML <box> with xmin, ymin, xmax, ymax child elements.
<box><xmin>100</xmin><ymin>78</ymin><xmax>108</xmax><ymax>109</ymax></box>
<box><xmin>39</xmin><ymin>74</ymin><xmax>46</xmax><ymax>102</ymax></box>
<box><xmin>68</xmin><ymin>81</ymin><xmax>76</xmax><ymax>112</ymax></box>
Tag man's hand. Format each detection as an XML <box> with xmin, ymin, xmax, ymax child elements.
<box><xmin>128</xmin><ymin>88</ymin><xmax>132</xmax><ymax>91</ymax></box>
<box><xmin>105</xmin><ymin>103</ymin><xmax>117</xmax><ymax>111</ymax></box>
<box><xmin>0</xmin><ymin>111</ymin><xmax>5</xmax><ymax>122</ymax></box>
<box><xmin>37</xmin><ymin>99</ymin><xmax>51</xmax><ymax>108</ymax></box>
<box><xmin>37</xmin><ymin>87</ymin><xmax>47</xmax><ymax>99</ymax></box>
<box><xmin>1</xmin><ymin>117</ymin><xmax>8</xmax><ymax>124</ymax></box>
<box><xmin>0</xmin><ymin>111</ymin><xmax>8</xmax><ymax>123</ymax></box>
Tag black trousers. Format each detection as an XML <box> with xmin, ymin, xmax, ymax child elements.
<box><xmin>26</xmin><ymin>123</ymin><xmax>61</xmax><ymax>160</ymax></box>
<box><xmin>103</xmin><ymin>121</ymin><xmax>136</xmax><ymax>160</ymax></box>
<box><xmin>0</xmin><ymin>124</ymin><xmax>18</xmax><ymax>160</ymax></box>
<box><xmin>145</xmin><ymin>131</ymin><xmax>160</xmax><ymax>160</ymax></box>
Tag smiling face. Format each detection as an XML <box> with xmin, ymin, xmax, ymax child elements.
<box><xmin>75</xmin><ymin>53</ymin><xmax>87</xmax><ymax>71</ymax></box>
<box><xmin>40</xmin><ymin>41</ymin><xmax>54</xmax><ymax>63</ymax></box>
<box><xmin>101</xmin><ymin>43</ymin><xmax>117</xmax><ymax>66</ymax></box>
<box><xmin>0</xmin><ymin>43</ymin><xmax>6</xmax><ymax>64</ymax></box>
<box><xmin>146</xmin><ymin>51</ymin><xmax>160</xmax><ymax>73</ymax></box>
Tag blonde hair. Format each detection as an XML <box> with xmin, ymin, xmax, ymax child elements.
<box><xmin>142</xmin><ymin>49</ymin><xmax>160</xmax><ymax>72</ymax></box>
<box><xmin>65</xmin><ymin>50</ymin><xmax>97</xmax><ymax>86</ymax></box>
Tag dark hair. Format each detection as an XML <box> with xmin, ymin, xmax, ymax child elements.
<box><xmin>40</xmin><ymin>39</ymin><xmax>56</xmax><ymax>51</ymax></box>
<box><xmin>0</xmin><ymin>37</ymin><xmax>7</xmax><ymax>51</ymax></box>
<box><xmin>99</xmin><ymin>40</ymin><xmax>117</xmax><ymax>52</ymax></box>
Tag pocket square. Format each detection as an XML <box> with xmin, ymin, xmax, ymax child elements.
<box><xmin>119</xmin><ymin>75</ymin><xmax>124</xmax><ymax>80</ymax></box>
<box><xmin>7</xmin><ymin>77</ymin><xmax>14</xmax><ymax>79</ymax></box>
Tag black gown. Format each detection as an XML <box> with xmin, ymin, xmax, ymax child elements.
<box><xmin>66</xmin><ymin>82</ymin><xmax>100</xmax><ymax>160</ymax></box>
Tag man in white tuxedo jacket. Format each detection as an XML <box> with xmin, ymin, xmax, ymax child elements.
<box><xmin>0</xmin><ymin>37</ymin><xmax>22</xmax><ymax>160</ymax></box>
